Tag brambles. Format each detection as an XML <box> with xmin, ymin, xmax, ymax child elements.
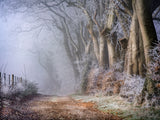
<box><xmin>150</xmin><ymin>42</ymin><xmax>160</xmax><ymax>82</ymax></box>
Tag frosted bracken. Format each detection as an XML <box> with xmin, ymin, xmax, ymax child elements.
<box><xmin>120</xmin><ymin>75</ymin><xmax>145</xmax><ymax>97</ymax></box>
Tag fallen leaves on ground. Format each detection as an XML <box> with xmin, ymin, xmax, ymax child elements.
<box><xmin>1</xmin><ymin>95</ymin><xmax>122</xmax><ymax>120</ymax></box>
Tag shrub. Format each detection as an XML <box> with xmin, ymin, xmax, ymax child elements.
<box><xmin>149</xmin><ymin>42</ymin><xmax>160</xmax><ymax>81</ymax></box>
<box><xmin>3</xmin><ymin>81</ymin><xmax>38</xmax><ymax>100</ymax></box>
<box><xmin>22</xmin><ymin>82</ymin><xmax>38</xmax><ymax>96</ymax></box>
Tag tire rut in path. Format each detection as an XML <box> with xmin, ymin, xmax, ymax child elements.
<box><xmin>28</xmin><ymin>96</ymin><xmax>122</xmax><ymax>120</ymax></box>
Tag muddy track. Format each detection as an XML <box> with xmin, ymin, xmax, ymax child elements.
<box><xmin>2</xmin><ymin>95</ymin><xmax>122</xmax><ymax>120</ymax></box>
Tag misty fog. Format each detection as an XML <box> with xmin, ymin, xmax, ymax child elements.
<box><xmin>0</xmin><ymin>12</ymin><xmax>76</xmax><ymax>96</ymax></box>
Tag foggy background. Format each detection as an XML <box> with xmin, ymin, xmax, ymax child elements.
<box><xmin>0</xmin><ymin>12</ymin><xmax>76</xmax><ymax>96</ymax></box>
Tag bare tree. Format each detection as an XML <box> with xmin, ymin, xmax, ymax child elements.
<box><xmin>65</xmin><ymin>0</ymin><xmax>121</xmax><ymax>69</ymax></box>
<box><xmin>1</xmin><ymin>0</ymin><xmax>160</xmax><ymax>99</ymax></box>
<box><xmin>114</xmin><ymin>0</ymin><xmax>160</xmax><ymax>103</ymax></box>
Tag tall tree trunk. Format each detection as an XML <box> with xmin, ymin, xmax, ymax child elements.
<box><xmin>125</xmin><ymin>12</ymin><xmax>139</xmax><ymax>75</ymax></box>
<box><xmin>125</xmin><ymin>1</ymin><xmax>146</xmax><ymax>76</ymax></box>
<box><xmin>87</xmin><ymin>23</ymin><xmax>99</xmax><ymax>62</ymax></box>
<box><xmin>63</xmin><ymin>33</ymin><xmax>79</xmax><ymax>79</ymax></box>
<box><xmin>58</xmin><ymin>23</ymin><xmax>79</xmax><ymax>80</ymax></box>
<box><xmin>136</xmin><ymin>0</ymin><xmax>157</xmax><ymax>66</ymax></box>
<box><xmin>81</xmin><ymin>60</ymin><xmax>91</xmax><ymax>93</ymax></box>
<box><xmin>99</xmin><ymin>34</ymin><xmax>109</xmax><ymax>68</ymax></box>
<box><xmin>138</xmin><ymin>29</ymin><xmax>146</xmax><ymax>77</ymax></box>
<box><xmin>135</xmin><ymin>0</ymin><xmax>158</xmax><ymax>98</ymax></box>
<box><xmin>105</xmin><ymin>5</ymin><xmax>118</xmax><ymax>68</ymax></box>
<box><xmin>124</xmin><ymin>0</ymin><xmax>158</xmax><ymax>103</ymax></box>
<box><xmin>107</xmin><ymin>36</ymin><xmax>117</xmax><ymax>68</ymax></box>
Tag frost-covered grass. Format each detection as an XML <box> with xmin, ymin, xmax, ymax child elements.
<box><xmin>72</xmin><ymin>95</ymin><xmax>160</xmax><ymax>120</ymax></box>
<box><xmin>2</xmin><ymin>81</ymin><xmax>38</xmax><ymax>100</ymax></box>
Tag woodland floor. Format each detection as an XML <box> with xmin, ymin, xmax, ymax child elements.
<box><xmin>1</xmin><ymin>94</ymin><xmax>122</xmax><ymax>120</ymax></box>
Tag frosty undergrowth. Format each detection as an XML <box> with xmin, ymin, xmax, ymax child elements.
<box><xmin>149</xmin><ymin>41</ymin><xmax>160</xmax><ymax>81</ymax></box>
<box><xmin>120</xmin><ymin>74</ymin><xmax>145</xmax><ymax>98</ymax></box>
<box><xmin>2</xmin><ymin>81</ymin><xmax>38</xmax><ymax>98</ymax></box>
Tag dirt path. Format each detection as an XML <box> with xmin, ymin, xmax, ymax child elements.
<box><xmin>2</xmin><ymin>95</ymin><xmax>122</xmax><ymax>120</ymax></box>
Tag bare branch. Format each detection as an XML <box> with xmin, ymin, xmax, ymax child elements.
<box><xmin>40</xmin><ymin>0</ymin><xmax>65</xmax><ymax>7</ymax></box>
<box><xmin>80</xmin><ymin>22</ymin><xmax>87</xmax><ymax>47</ymax></box>
<box><xmin>93</xmin><ymin>9</ymin><xmax>101</xmax><ymax>34</ymax></box>
<box><xmin>58</xmin><ymin>6</ymin><xmax>73</xmax><ymax>21</ymax></box>
<box><xmin>65</xmin><ymin>1</ymin><xmax>92</xmax><ymax>22</ymax></box>
<box><xmin>41</xmin><ymin>1</ymin><xmax>65</xmax><ymax>20</ymax></box>
<box><xmin>116</xmin><ymin>0</ymin><xmax>132</xmax><ymax>16</ymax></box>
<box><xmin>85</xmin><ymin>39</ymin><xmax>91</xmax><ymax>54</ymax></box>
<box><xmin>53</xmin><ymin>0</ymin><xmax>65</xmax><ymax>6</ymax></box>
<box><xmin>153</xmin><ymin>6</ymin><xmax>160</xmax><ymax>18</ymax></box>
<box><xmin>153</xmin><ymin>17</ymin><xmax>160</xmax><ymax>22</ymax></box>
<box><xmin>63</xmin><ymin>19</ymin><xmax>79</xmax><ymax>52</ymax></box>
<box><xmin>115</xmin><ymin>9</ymin><xmax>129</xmax><ymax>38</ymax></box>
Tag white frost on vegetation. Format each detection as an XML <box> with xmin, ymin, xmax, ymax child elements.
<box><xmin>1</xmin><ymin>81</ymin><xmax>38</xmax><ymax>97</ymax></box>
<box><xmin>2</xmin><ymin>82</ymin><xmax>25</xmax><ymax>94</ymax></box>
<box><xmin>72</xmin><ymin>95</ymin><xmax>132</xmax><ymax>110</ymax></box>
<box><xmin>120</xmin><ymin>75</ymin><xmax>145</xmax><ymax>97</ymax></box>
<box><xmin>2</xmin><ymin>86</ymin><xmax>9</xmax><ymax>94</ymax></box>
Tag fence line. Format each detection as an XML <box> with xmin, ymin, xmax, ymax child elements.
<box><xmin>0</xmin><ymin>72</ymin><xmax>25</xmax><ymax>88</ymax></box>
<box><xmin>0</xmin><ymin>72</ymin><xmax>2</xmax><ymax>118</ymax></box>
<box><xmin>0</xmin><ymin>72</ymin><xmax>28</xmax><ymax>118</ymax></box>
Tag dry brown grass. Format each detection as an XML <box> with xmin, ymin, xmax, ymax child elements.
<box><xmin>86</xmin><ymin>69</ymin><xmax>124</xmax><ymax>95</ymax></box>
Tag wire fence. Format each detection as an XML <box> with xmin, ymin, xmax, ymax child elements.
<box><xmin>0</xmin><ymin>72</ymin><xmax>27</xmax><ymax>117</ymax></box>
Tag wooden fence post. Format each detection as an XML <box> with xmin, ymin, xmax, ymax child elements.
<box><xmin>17</xmin><ymin>77</ymin><xmax>18</xmax><ymax>83</ymax></box>
<box><xmin>0</xmin><ymin>72</ymin><xmax>3</xmax><ymax>119</ymax></box>
<box><xmin>20</xmin><ymin>77</ymin><xmax>22</xmax><ymax>83</ymax></box>
<box><xmin>0</xmin><ymin>72</ymin><xmax>1</xmax><ymax>88</ymax></box>
<box><xmin>12</xmin><ymin>74</ymin><xmax>14</xmax><ymax>87</ymax></box>
<box><xmin>15</xmin><ymin>76</ymin><xmax>17</xmax><ymax>85</ymax></box>
<box><xmin>9</xmin><ymin>75</ymin><xmax>10</xmax><ymax>86</ymax></box>
<box><xmin>25</xmin><ymin>80</ymin><xmax>27</xmax><ymax>86</ymax></box>
<box><xmin>4</xmin><ymin>73</ymin><xmax>6</xmax><ymax>86</ymax></box>
<box><xmin>0</xmin><ymin>72</ymin><xmax>26</xmax><ymax>118</ymax></box>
